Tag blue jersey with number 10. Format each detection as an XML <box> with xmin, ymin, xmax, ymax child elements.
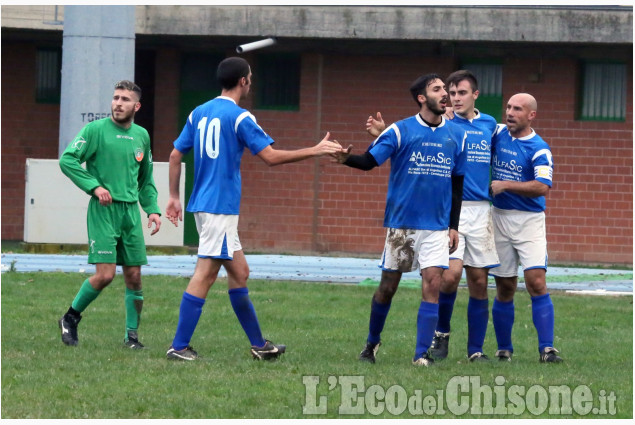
<box><xmin>174</xmin><ymin>96</ymin><xmax>274</xmax><ymax>215</ymax></box>
<box><xmin>369</xmin><ymin>115</ymin><xmax>467</xmax><ymax>230</ymax></box>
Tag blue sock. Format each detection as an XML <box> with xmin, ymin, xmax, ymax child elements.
<box><xmin>415</xmin><ymin>301</ymin><xmax>439</xmax><ymax>359</ymax></box>
<box><xmin>437</xmin><ymin>291</ymin><xmax>457</xmax><ymax>333</ymax></box>
<box><xmin>531</xmin><ymin>293</ymin><xmax>555</xmax><ymax>352</ymax></box>
<box><xmin>492</xmin><ymin>298</ymin><xmax>514</xmax><ymax>352</ymax></box>
<box><xmin>172</xmin><ymin>292</ymin><xmax>206</xmax><ymax>351</ymax></box>
<box><xmin>228</xmin><ymin>287</ymin><xmax>266</xmax><ymax>347</ymax></box>
<box><xmin>367</xmin><ymin>298</ymin><xmax>392</xmax><ymax>344</ymax></box>
<box><xmin>467</xmin><ymin>297</ymin><xmax>489</xmax><ymax>356</ymax></box>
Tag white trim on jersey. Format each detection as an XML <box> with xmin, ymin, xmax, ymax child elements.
<box><xmin>461</xmin><ymin>131</ymin><xmax>467</xmax><ymax>151</ymax></box>
<box><xmin>235</xmin><ymin>111</ymin><xmax>251</xmax><ymax>133</ymax></box>
<box><xmin>494</xmin><ymin>123</ymin><xmax>506</xmax><ymax>136</ymax></box>
<box><xmin>373</xmin><ymin>123</ymin><xmax>401</xmax><ymax>150</ymax></box>
<box><xmin>187</xmin><ymin>112</ymin><xmax>193</xmax><ymax>125</ymax></box>
<box><xmin>532</xmin><ymin>149</ymin><xmax>553</xmax><ymax>166</ymax></box>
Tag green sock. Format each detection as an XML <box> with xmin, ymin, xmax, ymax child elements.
<box><xmin>125</xmin><ymin>288</ymin><xmax>143</xmax><ymax>340</ymax></box>
<box><xmin>71</xmin><ymin>279</ymin><xmax>101</xmax><ymax>313</ymax></box>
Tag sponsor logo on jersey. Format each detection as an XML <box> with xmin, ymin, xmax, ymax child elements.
<box><xmin>467</xmin><ymin>140</ymin><xmax>490</xmax><ymax>151</ymax></box>
<box><xmin>134</xmin><ymin>148</ymin><xmax>144</xmax><ymax>162</ymax></box>
<box><xmin>409</xmin><ymin>151</ymin><xmax>452</xmax><ymax>166</ymax></box>
<box><xmin>493</xmin><ymin>155</ymin><xmax>523</xmax><ymax>172</ymax></box>
<box><xmin>72</xmin><ymin>137</ymin><xmax>87</xmax><ymax>150</ymax></box>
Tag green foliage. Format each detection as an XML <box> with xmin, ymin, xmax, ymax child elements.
<box><xmin>1</xmin><ymin>272</ymin><xmax>632</xmax><ymax>419</ymax></box>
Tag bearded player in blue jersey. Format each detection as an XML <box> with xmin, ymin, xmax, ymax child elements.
<box><xmin>489</xmin><ymin>93</ymin><xmax>562</xmax><ymax>363</ymax></box>
<box><xmin>367</xmin><ymin>70</ymin><xmax>500</xmax><ymax>363</ymax></box>
<box><xmin>332</xmin><ymin>74</ymin><xmax>467</xmax><ymax>367</ymax></box>
<box><xmin>164</xmin><ymin>57</ymin><xmax>343</xmax><ymax>361</ymax></box>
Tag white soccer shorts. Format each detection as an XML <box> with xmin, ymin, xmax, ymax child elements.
<box><xmin>489</xmin><ymin>207</ymin><xmax>547</xmax><ymax>277</ymax></box>
<box><xmin>450</xmin><ymin>201</ymin><xmax>500</xmax><ymax>268</ymax></box>
<box><xmin>380</xmin><ymin>228</ymin><xmax>450</xmax><ymax>272</ymax></box>
<box><xmin>194</xmin><ymin>213</ymin><xmax>242</xmax><ymax>260</ymax></box>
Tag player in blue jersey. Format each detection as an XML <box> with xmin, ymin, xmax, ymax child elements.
<box><xmin>164</xmin><ymin>57</ymin><xmax>343</xmax><ymax>361</ymax></box>
<box><xmin>332</xmin><ymin>74</ymin><xmax>467</xmax><ymax>367</ymax></box>
<box><xmin>427</xmin><ymin>70</ymin><xmax>500</xmax><ymax>362</ymax></box>
<box><xmin>366</xmin><ymin>70</ymin><xmax>500</xmax><ymax>362</ymax></box>
<box><xmin>489</xmin><ymin>93</ymin><xmax>562</xmax><ymax>363</ymax></box>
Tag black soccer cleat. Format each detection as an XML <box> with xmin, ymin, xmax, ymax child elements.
<box><xmin>429</xmin><ymin>331</ymin><xmax>450</xmax><ymax>360</ymax></box>
<box><xmin>166</xmin><ymin>345</ymin><xmax>199</xmax><ymax>361</ymax></box>
<box><xmin>468</xmin><ymin>352</ymin><xmax>490</xmax><ymax>362</ymax></box>
<box><xmin>495</xmin><ymin>349</ymin><xmax>513</xmax><ymax>362</ymax></box>
<box><xmin>124</xmin><ymin>331</ymin><xmax>145</xmax><ymax>350</ymax></box>
<box><xmin>539</xmin><ymin>347</ymin><xmax>563</xmax><ymax>363</ymax></box>
<box><xmin>251</xmin><ymin>340</ymin><xmax>286</xmax><ymax>360</ymax></box>
<box><xmin>412</xmin><ymin>352</ymin><xmax>435</xmax><ymax>367</ymax></box>
<box><xmin>59</xmin><ymin>313</ymin><xmax>81</xmax><ymax>346</ymax></box>
<box><xmin>359</xmin><ymin>341</ymin><xmax>381</xmax><ymax>363</ymax></box>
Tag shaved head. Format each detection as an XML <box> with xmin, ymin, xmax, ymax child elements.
<box><xmin>510</xmin><ymin>93</ymin><xmax>538</xmax><ymax>112</ymax></box>
<box><xmin>505</xmin><ymin>93</ymin><xmax>538</xmax><ymax>137</ymax></box>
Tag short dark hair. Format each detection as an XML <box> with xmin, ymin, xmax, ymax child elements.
<box><xmin>114</xmin><ymin>80</ymin><xmax>142</xmax><ymax>100</ymax></box>
<box><xmin>446</xmin><ymin>70</ymin><xmax>479</xmax><ymax>92</ymax></box>
<box><xmin>409</xmin><ymin>73</ymin><xmax>443</xmax><ymax>107</ymax></box>
<box><xmin>217</xmin><ymin>57</ymin><xmax>251</xmax><ymax>90</ymax></box>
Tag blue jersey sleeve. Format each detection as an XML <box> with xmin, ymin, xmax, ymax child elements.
<box><xmin>451</xmin><ymin>127</ymin><xmax>467</xmax><ymax>176</ymax></box>
<box><xmin>531</xmin><ymin>144</ymin><xmax>554</xmax><ymax>187</ymax></box>
<box><xmin>235</xmin><ymin>112</ymin><xmax>274</xmax><ymax>155</ymax></box>
<box><xmin>368</xmin><ymin>124</ymin><xmax>400</xmax><ymax>166</ymax></box>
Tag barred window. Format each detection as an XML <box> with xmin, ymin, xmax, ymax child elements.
<box><xmin>579</xmin><ymin>62</ymin><xmax>626</xmax><ymax>121</ymax></box>
<box><xmin>461</xmin><ymin>62</ymin><xmax>503</xmax><ymax>120</ymax></box>
<box><xmin>254</xmin><ymin>53</ymin><xmax>300</xmax><ymax>111</ymax></box>
<box><xmin>36</xmin><ymin>48</ymin><xmax>62</xmax><ymax>103</ymax></box>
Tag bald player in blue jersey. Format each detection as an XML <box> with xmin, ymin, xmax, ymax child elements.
<box><xmin>332</xmin><ymin>74</ymin><xmax>467</xmax><ymax>367</ymax></box>
<box><xmin>165</xmin><ymin>57</ymin><xmax>343</xmax><ymax>361</ymax></box>
<box><xmin>489</xmin><ymin>93</ymin><xmax>562</xmax><ymax>363</ymax></box>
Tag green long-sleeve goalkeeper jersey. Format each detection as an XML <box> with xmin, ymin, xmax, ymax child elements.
<box><xmin>59</xmin><ymin>118</ymin><xmax>160</xmax><ymax>217</ymax></box>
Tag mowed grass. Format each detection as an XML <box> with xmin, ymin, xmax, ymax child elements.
<box><xmin>1</xmin><ymin>271</ymin><xmax>632</xmax><ymax>419</ymax></box>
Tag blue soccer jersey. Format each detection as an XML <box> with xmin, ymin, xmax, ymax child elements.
<box><xmin>174</xmin><ymin>96</ymin><xmax>274</xmax><ymax>214</ymax></box>
<box><xmin>491</xmin><ymin>125</ymin><xmax>553</xmax><ymax>212</ymax></box>
<box><xmin>450</xmin><ymin>110</ymin><xmax>497</xmax><ymax>201</ymax></box>
<box><xmin>369</xmin><ymin>114</ymin><xmax>467</xmax><ymax>230</ymax></box>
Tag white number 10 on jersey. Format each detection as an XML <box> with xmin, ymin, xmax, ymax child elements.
<box><xmin>197</xmin><ymin>117</ymin><xmax>220</xmax><ymax>159</ymax></box>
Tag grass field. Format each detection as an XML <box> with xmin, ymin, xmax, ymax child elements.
<box><xmin>1</xmin><ymin>271</ymin><xmax>632</xmax><ymax>419</ymax></box>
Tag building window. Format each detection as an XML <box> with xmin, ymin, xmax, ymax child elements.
<box><xmin>461</xmin><ymin>62</ymin><xmax>503</xmax><ymax>120</ymax></box>
<box><xmin>254</xmin><ymin>53</ymin><xmax>300</xmax><ymax>111</ymax></box>
<box><xmin>36</xmin><ymin>48</ymin><xmax>61</xmax><ymax>103</ymax></box>
<box><xmin>579</xmin><ymin>62</ymin><xmax>626</xmax><ymax>121</ymax></box>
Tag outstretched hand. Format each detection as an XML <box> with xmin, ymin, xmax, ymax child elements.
<box><xmin>443</xmin><ymin>107</ymin><xmax>455</xmax><ymax>120</ymax></box>
<box><xmin>315</xmin><ymin>132</ymin><xmax>347</xmax><ymax>156</ymax></box>
<box><xmin>330</xmin><ymin>144</ymin><xmax>353</xmax><ymax>164</ymax></box>
<box><xmin>366</xmin><ymin>112</ymin><xmax>386</xmax><ymax>137</ymax></box>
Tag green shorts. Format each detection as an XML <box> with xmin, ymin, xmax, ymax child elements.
<box><xmin>87</xmin><ymin>197</ymin><xmax>147</xmax><ymax>266</ymax></box>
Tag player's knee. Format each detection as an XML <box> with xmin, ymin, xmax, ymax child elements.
<box><xmin>124</xmin><ymin>270</ymin><xmax>142</xmax><ymax>287</ymax></box>
<box><xmin>93</xmin><ymin>271</ymin><xmax>115</xmax><ymax>288</ymax></box>
<box><xmin>441</xmin><ymin>271</ymin><xmax>461</xmax><ymax>292</ymax></box>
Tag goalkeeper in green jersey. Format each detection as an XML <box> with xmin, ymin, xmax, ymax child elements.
<box><xmin>58</xmin><ymin>80</ymin><xmax>162</xmax><ymax>349</ymax></box>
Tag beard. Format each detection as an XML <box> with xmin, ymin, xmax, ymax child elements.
<box><xmin>425</xmin><ymin>97</ymin><xmax>445</xmax><ymax>116</ymax></box>
<box><xmin>111</xmin><ymin>107</ymin><xmax>135</xmax><ymax>124</ymax></box>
